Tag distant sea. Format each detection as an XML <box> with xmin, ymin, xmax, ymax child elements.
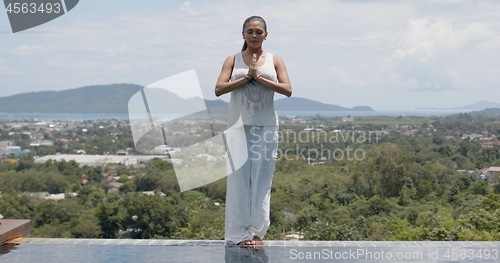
<box><xmin>0</xmin><ymin>109</ymin><xmax>475</xmax><ymax>121</ymax></box>
<box><xmin>277</xmin><ymin>110</ymin><xmax>474</xmax><ymax>117</ymax></box>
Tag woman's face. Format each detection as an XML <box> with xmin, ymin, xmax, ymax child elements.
<box><xmin>242</xmin><ymin>20</ymin><xmax>267</xmax><ymax>49</ymax></box>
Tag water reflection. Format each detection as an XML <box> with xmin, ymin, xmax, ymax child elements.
<box><xmin>0</xmin><ymin>243</ymin><xmax>18</xmax><ymax>255</ymax></box>
<box><xmin>225</xmin><ymin>245</ymin><xmax>269</xmax><ymax>263</ymax></box>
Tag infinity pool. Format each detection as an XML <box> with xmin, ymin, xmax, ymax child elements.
<box><xmin>1</xmin><ymin>239</ymin><xmax>499</xmax><ymax>263</ymax></box>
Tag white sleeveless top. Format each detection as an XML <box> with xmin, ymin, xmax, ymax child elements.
<box><xmin>227</xmin><ymin>51</ymin><xmax>278</xmax><ymax>127</ymax></box>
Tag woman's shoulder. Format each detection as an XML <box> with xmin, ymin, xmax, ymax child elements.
<box><xmin>225</xmin><ymin>53</ymin><xmax>237</xmax><ymax>60</ymax></box>
<box><xmin>222</xmin><ymin>53</ymin><xmax>238</xmax><ymax>66</ymax></box>
<box><xmin>271</xmin><ymin>53</ymin><xmax>285</xmax><ymax>66</ymax></box>
<box><xmin>226</xmin><ymin>52</ymin><xmax>243</xmax><ymax>62</ymax></box>
<box><xmin>264</xmin><ymin>51</ymin><xmax>274</xmax><ymax>58</ymax></box>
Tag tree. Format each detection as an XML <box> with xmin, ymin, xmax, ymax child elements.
<box><xmin>70</xmin><ymin>210</ymin><xmax>102</xmax><ymax>238</ymax></box>
<box><xmin>77</xmin><ymin>185</ymin><xmax>106</xmax><ymax>209</ymax></box>
<box><xmin>119</xmin><ymin>180</ymin><xmax>135</xmax><ymax>194</ymax></box>
<box><xmin>96</xmin><ymin>200</ymin><xmax>124</xmax><ymax>238</ymax></box>
<box><xmin>399</xmin><ymin>178</ymin><xmax>417</xmax><ymax>206</ymax></box>
<box><xmin>365</xmin><ymin>143</ymin><xmax>409</xmax><ymax>200</ymax></box>
<box><xmin>121</xmin><ymin>192</ymin><xmax>182</xmax><ymax>238</ymax></box>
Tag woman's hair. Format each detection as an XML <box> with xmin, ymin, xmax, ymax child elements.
<box><xmin>241</xmin><ymin>16</ymin><xmax>267</xmax><ymax>52</ymax></box>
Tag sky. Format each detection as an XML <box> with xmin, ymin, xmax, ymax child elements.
<box><xmin>1</xmin><ymin>0</ymin><xmax>500</xmax><ymax>111</ymax></box>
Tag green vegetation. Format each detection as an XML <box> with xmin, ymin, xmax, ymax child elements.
<box><xmin>1</xmin><ymin>110</ymin><xmax>500</xmax><ymax>240</ymax></box>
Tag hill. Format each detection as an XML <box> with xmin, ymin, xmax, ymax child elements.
<box><xmin>455</xmin><ymin>100</ymin><xmax>500</xmax><ymax>110</ymax></box>
<box><xmin>274</xmin><ymin>97</ymin><xmax>374</xmax><ymax>111</ymax></box>
<box><xmin>0</xmin><ymin>84</ymin><xmax>142</xmax><ymax>113</ymax></box>
<box><xmin>0</xmin><ymin>85</ymin><xmax>374</xmax><ymax>113</ymax></box>
<box><xmin>0</xmin><ymin>84</ymin><xmax>227</xmax><ymax>114</ymax></box>
<box><xmin>469</xmin><ymin>108</ymin><xmax>500</xmax><ymax>117</ymax></box>
<box><xmin>417</xmin><ymin>100</ymin><xmax>500</xmax><ymax>110</ymax></box>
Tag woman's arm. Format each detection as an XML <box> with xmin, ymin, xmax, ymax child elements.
<box><xmin>252</xmin><ymin>55</ymin><xmax>292</xmax><ymax>97</ymax></box>
<box><xmin>215</xmin><ymin>55</ymin><xmax>249</xmax><ymax>97</ymax></box>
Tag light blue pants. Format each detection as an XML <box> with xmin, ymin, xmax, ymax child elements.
<box><xmin>225</xmin><ymin>125</ymin><xmax>278</xmax><ymax>245</ymax></box>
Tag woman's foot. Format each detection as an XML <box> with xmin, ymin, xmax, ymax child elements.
<box><xmin>251</xmin><ymin>236</ymin><xmax>264</xmax><ymax>249</ymax></box>
<box><xmin>238</xmin><ymin>240</ymin><xmax>252</xmax><ymax>248</ymax></box>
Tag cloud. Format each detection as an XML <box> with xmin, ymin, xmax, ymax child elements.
<box><xmin>12</xmin><ymin>45</ymin><xmax>49</xmax><ymax>55</ymax></box>
<box><xmin>178</xmin><ymin>1</ymin><xmax>205</xmax><ymax>16</ymax></box>
<box><xmin>380</xmin><ymin>18</ymin><xmax>492</xmax><ymax>91</ymax></box>
<box><xmin>2</xmin><ymin>0</ymin><xmax>500</xmax><ymax>110</ymax></box>
<box><xmin>109</xmin><ymin>62</ymin><xmax>130</xmax><ymax>71</ymax></box>
<box><xmin>0</xmin><ymin>65</ymin><xmax>15</xmax><ymax>75</ymax></box>
<box><xmin>330</xmin><ymin>67</ymin><xmax>368</xmax><ymax>89</ymax></box>
<box><xmin>146</xmin><ymin>37</ymin><xmax>170</xmax><ymax>46</ymax></box>
<box><xmin>104</xmin><ymin>45</ymin><xmax>129</xmax><ymax>54</ymax></box>
<box><xmin>393</xmin><ymin>19</ymin><xmax>490</xmax><ymax>62</ymax></box>
<box><xmin>473</xmin><ymin>35</ymin><xmax>500</xmax><ymax>52</ymax></box>
<box><xmin>313</xmin><ymin>30</ymin><xmax>399</xmax><ymax>47</ymax></box>
<box><xmin>314</xmin><ymin>39</ymin><xmax>350</xmax><ymax>46</ymax></box>
<box><xmin>352</xmin><ymin>29</ymin><xmax>400</xmax><ymax>45</ymax></box>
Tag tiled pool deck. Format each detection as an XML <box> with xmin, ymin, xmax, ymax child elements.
<box><xmin>6</xmin><ymin>238</ymin><xmax>500</xmax><ymax>248</ymax></box>
<box><xmin>1</xmin><ymin>238</ymin><xmax>500</xmax><ymax>262</ymax></box>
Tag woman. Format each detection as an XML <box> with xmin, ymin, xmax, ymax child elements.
<box><xmin>215</xmin><ymin>15</ymin><xmax>292</xmax><ymax>248</ymax></box>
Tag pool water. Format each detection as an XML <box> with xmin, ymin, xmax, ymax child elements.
<box><xmin>1</xmin><ymin>239</ymin><xmax>499</xmax><ymax>263</ymax></box>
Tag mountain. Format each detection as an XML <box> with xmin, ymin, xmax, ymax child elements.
<box><xmin>454</xmin><ymin>101</ymin><xmax>500</xmax><ymax>110</ymax></box>
<box><xmin>417</xmin><ymin>101</ymin><xmax>500</xmax><ymax>110</ymax></box>
<box><xmin>274</xmin><ymin>97</ymin><xmax>374</xmax><ymax>111</ymax></box>
<box><xmin>0</xmin><ymin>84</ymin><xmax>227</xmax><ymax>114</ymax></box>
<box><xmin>0</xmin><ymin>85</ymin><xmax>374</xmax><ymax>113</ymax></box>
<box><xmin>0</xmin><ymin>84</ymin><xmax>142</xmax><ymax>113</ymax></box>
